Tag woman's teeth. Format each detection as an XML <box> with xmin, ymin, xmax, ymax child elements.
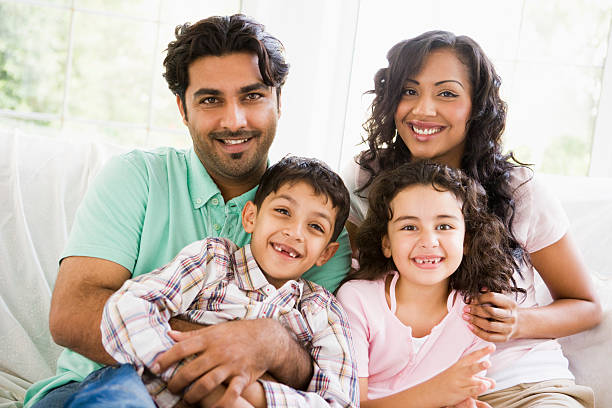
<box><xmin>412</xmin><ymin>125</ymin><xmax>441</xmax><ymax>135</ymax></box>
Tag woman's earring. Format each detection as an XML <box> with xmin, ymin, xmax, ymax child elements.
<box><xmin>393</xmin><ymin>128</ymin><xmax>398</xmax><ymax>143</ymax></box>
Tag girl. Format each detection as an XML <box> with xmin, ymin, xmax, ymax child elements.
<box><xmin>337</xmin><ymin>160</ymin><xmax>523</xmax><ymax>407</ymax></box>
<box><xmin>343</xmin><ymin>31</ymin><xmax>600</xmax><ymax>407</ymax></box>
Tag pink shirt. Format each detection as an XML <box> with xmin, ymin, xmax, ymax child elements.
<box><xmin>336</xmin><ymin>272</ymin><xmax>491</xmax><ymax>399</ymax></box>
<box><xmin>342</xmin><ymin>160</ymin><xmax>574</xmax><ymax>391</ymax></box>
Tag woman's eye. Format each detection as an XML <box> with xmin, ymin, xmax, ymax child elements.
<box><xmin>439</xmin><ymin>90</ymin><xmax>458</xmax><ymax>98</ymax></box>
<box><xmin>401</xmin><ymin>225</ymin><xmax>416</xmax><ymax>231</ymax></box>
<box><xmin>437</xmin><ymin>224</ymin><xmax>452</xmax><ymax>230</ymax></box>
<box><xmin>274</xmin><ymin>208</ymin><xmax>289</xmax><ymax>216</ymax></box>
<box><xmin>403</xmin><ymin>88</ymin><xmax>417</xmax><ymax>96</ymax></box>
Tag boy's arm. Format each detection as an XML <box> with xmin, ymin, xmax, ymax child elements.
<box><xmin>101</xmin><ymin>238</ymin><xmax>228</xmax><ymax>377</ymax></box>
<box><xmin>255</xmin><ymin>292</ymin><xmax>359</xmax><ymax>407</ymax></box>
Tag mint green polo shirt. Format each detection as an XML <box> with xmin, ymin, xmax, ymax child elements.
<box><xmin>24</xmin><ymin>147</ymin><xmax>351</xmax><ymax>407</ymax></box>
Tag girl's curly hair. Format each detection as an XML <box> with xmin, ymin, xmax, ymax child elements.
<box><xmin>350</xmin><ymin>161</ymin><xmax>524</xmax><ymax>302</ymax></box>
<box><xmin>357</xmin><ymin>30</ymin><xmax>529</xmax><ymax>270</ymax></box>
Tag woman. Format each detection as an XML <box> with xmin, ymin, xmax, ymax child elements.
<box><xmin>343</xmin><ymin>30</ymin><xmax>601</xmax><ymax>408</ymax></box>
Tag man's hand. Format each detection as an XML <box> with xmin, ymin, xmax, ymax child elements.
<box><xmin>152</xmin><ymin>319</ymin><xmax>311</xmax><ymax>407</ymax></box>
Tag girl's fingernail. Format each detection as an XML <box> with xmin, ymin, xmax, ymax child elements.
<box><xmin>463</xmin><ymin>313</ymin><xmax>470</xmax><ymax>320</ymax></box>
<box><xmin>464</xmin><ymin>306</ymin><xmax>471</xmax><ymax>313</ymax></box>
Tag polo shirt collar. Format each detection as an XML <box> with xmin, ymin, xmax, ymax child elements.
<box><xmin>187</xmin><ymin>148</ymin><xmax>221</xmax><ymax>210</ymax></box>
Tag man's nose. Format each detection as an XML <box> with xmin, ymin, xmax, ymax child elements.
<box><xmin>220</xmin><ymin>101</ymin><xmax>247</xmax><ymax>131</ymax></box>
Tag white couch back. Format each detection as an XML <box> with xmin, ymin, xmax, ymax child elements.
<box><xmin>0</xmin><ymin>129</ymin><xmax>125</xmax><ymax>406</ymax></box>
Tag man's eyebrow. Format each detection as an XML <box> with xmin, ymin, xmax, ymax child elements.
<box><xmin>240</xmin><ymin>82</ymin><xmax>270</xmax><ymax>94</ymax></box>
<box><xmin>403</xmin><ymin>79</ymin><xmax>465</xmax><ymax>89</ymax></box>
<box><xmin>192</xmin><ymin>88</ymin><xmax>220</xmax><ymax>98</ymax></box>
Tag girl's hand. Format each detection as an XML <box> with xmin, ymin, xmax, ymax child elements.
<box><xmin>463</xmin><ymin>290</ymin><xmax>519</xmax><ymax>342</ymax></box>
<box><xmin>427</xmin><ymin>345</ymin><xmax>496</xmax><ymax>406</ymax></box>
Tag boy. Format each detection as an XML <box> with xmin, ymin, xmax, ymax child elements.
<box><xmin>67</xmin><ymin>156</ymin><xmax>358</xmax><ymax>408</ymax></box>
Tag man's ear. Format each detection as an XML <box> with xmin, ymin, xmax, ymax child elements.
<box><xmin>315</xmin><ymin>242</ymin><xmax>340</xmax><ymax>267</ymax></box>
<box><xmin>242</xmin><ymin>201</ymin><xmax>258</xmax><ymax>233</ymax></box>
<box><xmin>276</xmin><ymin>88</ymin><xmax>282</xmax><ymax>117</ymax></box>
<box><xmin>381</xmin><ymin>235</ymin><xmax>392</xmax><ymax>258</ymax></box>
<box><xmin>176</xmin><ymin>94</ymin><xmax>188</xmax><ymax>125</ymax></box>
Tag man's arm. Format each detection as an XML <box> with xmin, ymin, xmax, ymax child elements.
<box><xmin>49</xmin><ymin>256</ymin><xmax>131</xmax><ymax>365</ymax></box>
<box><xmin>49</xmin><ymin>256</ymin><xmax>206</xmax><ymax>364</ymax></box>
<box><xmin>153</xmin><ymin>319</ymin><xmax>313</xmax><ymax>407</ymax></box>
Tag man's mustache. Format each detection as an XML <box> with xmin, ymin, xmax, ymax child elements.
<box><xmin>210</xmin><ymin>130</ymin><xmax>260</xmax><ymax>139</ymax></box>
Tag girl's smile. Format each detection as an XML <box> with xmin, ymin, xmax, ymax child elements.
<box><xmin>382</xmin><ymin>184</ymin><xmax>465</xmax><ymax>290</ymax></box>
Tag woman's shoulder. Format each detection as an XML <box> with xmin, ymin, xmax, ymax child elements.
<box><xmin>342</xmin><ymin>152</ymin><xmax>380</xmax><ymax>190</ymax></box>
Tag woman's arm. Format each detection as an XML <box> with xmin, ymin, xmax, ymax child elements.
<box><xmin>465</xmin><ymin>233</ymin><xmax>602</xmax><ymax>342</ymax></box>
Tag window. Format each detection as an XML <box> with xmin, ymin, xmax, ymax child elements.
<box><xmin>1</xmin><ymin>0</ymin><xmax>612</xmax><ymax>177</ymax></box>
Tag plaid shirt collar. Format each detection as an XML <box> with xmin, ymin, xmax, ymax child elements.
<box><xmin>233</xmin><ymin>244</ymin><xmax>304</xmax><ymax>301</ymax></box>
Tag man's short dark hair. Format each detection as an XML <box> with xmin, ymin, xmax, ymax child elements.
<box><xmin>163</xmin><ymin>14</ymin><xmax>289</xmax><ymax>117</ymax></box>
<box><xmin>253</xmin><ymin>156</ymin><xmax>350</xmax><ymax>242</ymax></box>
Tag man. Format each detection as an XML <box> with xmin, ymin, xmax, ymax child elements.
<box><xmin>25</xmin><ymin>14</ymin><xmax>350</xmax><ymax>407</ymax></box>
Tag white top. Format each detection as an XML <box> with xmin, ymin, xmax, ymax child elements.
<box><xmin>342</xmin><ymin>159</ymin><xmax>574</xmax><ymax>392</ymax></box>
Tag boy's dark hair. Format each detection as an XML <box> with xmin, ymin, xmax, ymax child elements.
<box><xmin>253</xmin><ymin>156</ymin><xmax>350</xmax><ymax>242</ymax></box>
<box><xmin>349</xmin><ymin>160</ymin><xmax>525</xmax><ymax>302</ymax></box>
<box><xmin>163</xmin><ymin>14</ymin><xmax>289</xmax><ymax>119</ymax></box>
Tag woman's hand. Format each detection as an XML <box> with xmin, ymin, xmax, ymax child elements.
<box><xmin>463</xmin><ymin>290</ymin><xmax>520</xmax><ymax>343</ymax></box>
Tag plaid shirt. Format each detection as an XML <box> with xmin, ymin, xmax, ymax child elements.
<box><xmin>102</xmin><ymin>237</ymin><xmax>358</xmax><ymax>407</ymax></box>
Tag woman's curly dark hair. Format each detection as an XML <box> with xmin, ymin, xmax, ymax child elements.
<box><xmin>357</xmin><ymin>30</ymin><xmax>530</xmax><ymax>270</ymax></box>
<box><xmin>350</xmin><ymin>161</ymin><xmax>524</xmax><ymax>302</ymax></box>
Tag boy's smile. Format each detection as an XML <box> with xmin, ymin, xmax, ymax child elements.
<box><xmin>242</xmin><ymin>181</ymin><xmax>339</xmax><ymax>288</ymax></box>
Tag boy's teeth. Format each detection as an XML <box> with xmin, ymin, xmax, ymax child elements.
<box><xmin>223</xmin><ymin>139</ymin><xmax>248</xmax><ymax>145</ymax></box>
<box><xmin>412</xmin><ymin>126</ymin><xmax>441</xmax><ymax>135</ymax></box>
<box><xmin>273</xmin><ymin>244</ymin><xmax>298</xmax><ymax>258</ymax></box>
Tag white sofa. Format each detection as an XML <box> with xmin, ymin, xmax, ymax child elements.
<box><xmin>1</xmin><ymin>128</ymin><xmax>611</xmax><ymax>407</ymax></box>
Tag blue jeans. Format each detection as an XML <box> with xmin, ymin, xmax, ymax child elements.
<box><xmin>32</xmin><ymin>364</ymin><xmax>155</xmax><ymax>408</ymax></box>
